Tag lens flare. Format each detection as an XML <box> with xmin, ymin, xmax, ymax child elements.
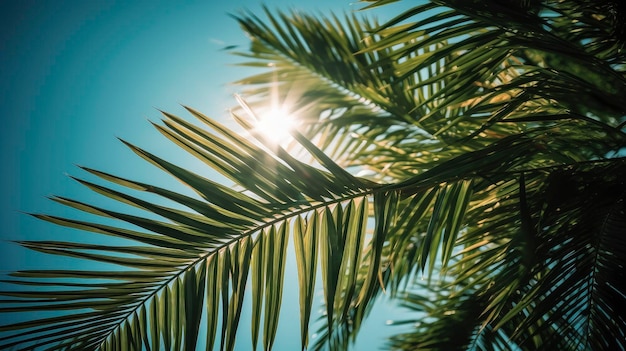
<box><xmin>256</xmin><ymin>106</ymin><xmax>295</xmax><ymax>144</ymax></box>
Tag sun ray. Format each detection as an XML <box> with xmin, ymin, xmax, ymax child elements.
<box><xmin>256</xmin><ymin>105</ymin><xmax>295</xmax><ymax>144</ymax></box>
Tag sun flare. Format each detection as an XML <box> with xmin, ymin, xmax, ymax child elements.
<box><xmin>256</xmin><ymin>106</ymin><xmax>295</xmax><ymax>144</ymax></box>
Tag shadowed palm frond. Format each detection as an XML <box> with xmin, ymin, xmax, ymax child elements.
<box><xmin>386</xmin><ymin>160</ymin><xmax>626</xmax><ymax>351</ymax></box>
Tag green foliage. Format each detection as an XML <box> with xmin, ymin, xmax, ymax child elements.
<box><xmin>1</xmin><ymin>0</ymin><xmax>625</xmax><ymax>350</ymax></box>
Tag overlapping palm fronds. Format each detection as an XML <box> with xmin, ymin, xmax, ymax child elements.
<box><xmin>1</xmin><ymin>0</ymin><xmax>625</xmax><ymax>350</ymax></box>
<box><xmin>360</xmin><ymin>0</ymin><xmax>626</xmax><ymax>349</ymax></box>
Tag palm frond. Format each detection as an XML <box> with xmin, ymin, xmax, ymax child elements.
<box><xmin>0</xmin><ymin>103</ymin><xmax>379</xmax><ymax>351</ymax></box>
<box><xmin>385</xmin><ymin>159</ymin><xmax>626</xmax><ymax>351</ymax></box>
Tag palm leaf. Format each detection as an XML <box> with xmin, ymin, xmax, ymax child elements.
<box><xmin>0</xmin><ymin>101</ymin><xmax>382</xmax><ymax>350</ymax></box>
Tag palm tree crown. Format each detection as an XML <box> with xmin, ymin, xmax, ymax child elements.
<box><xmin>1</xmin><ymin>0</ymin><xmax>625</xmax><ymax>350</ymax></box>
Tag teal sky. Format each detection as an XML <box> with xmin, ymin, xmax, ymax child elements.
<box><xmin>0</xmin><ymin>1</ymin><xmax>411</xmax><ymax>349</ymax></box>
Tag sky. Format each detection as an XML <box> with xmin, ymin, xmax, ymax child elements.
<box><xmin>0</xmin><ymin>0</ymin><xmax>412</xmax><ymax>349</ymax></box>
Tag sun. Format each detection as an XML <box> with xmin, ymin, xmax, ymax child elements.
<box><xmin>255</xmin><ymin>106</ymin><xmax>295</xmax><ymax>145</ymax></box>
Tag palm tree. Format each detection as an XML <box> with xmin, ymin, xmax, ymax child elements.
<box><xmin>1</xmin><ymin>0</ymin><xmax>625</xmax><ymax>350</ymax></box>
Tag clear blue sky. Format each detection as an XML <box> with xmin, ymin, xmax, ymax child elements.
<box><xmin>0</xmin><ymin>0</ymin><xmax>411</xmax><ymax>349</ymax></box>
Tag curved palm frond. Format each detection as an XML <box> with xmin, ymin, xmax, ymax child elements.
<box><xmin>365</xmin><ymin>0</ymin><xmax>626</xmax><ymax>134</ymax></box>
<box><xmin>0</xmin><ymin>101</ymin><xmax>384</xmax><ymax>351</ymax></box>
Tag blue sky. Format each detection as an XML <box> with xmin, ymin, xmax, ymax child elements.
<box><xmin>0</xmin><ymin>0</ymin><xmax>411</xmax><ymax>349</ymax></box>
